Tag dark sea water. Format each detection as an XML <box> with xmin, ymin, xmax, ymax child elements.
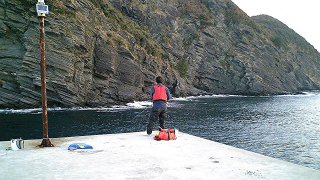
<box><xmin>1</xmin><ymin>92</ymin><xmax>320</xmax><ymax>170</ymax></box>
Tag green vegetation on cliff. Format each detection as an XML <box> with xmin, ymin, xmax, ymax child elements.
<box><xmin>178</xmin><ymin>0</ymin><xmax>213</xmax><ymax>28</ymax></box>
<box><xmin>253</xmin><ymin>15</ymin><xmax>317</xmax><ymax>52</ymax></box>
<box><xmin>225</xmin><ymin>1</ymin><xmax>262</xmax><ymax>33</ymax></box>
<box><xmin>88</xmin><ymin>0</ymin><xmax>169</xmax><ymax>59</ymax></box>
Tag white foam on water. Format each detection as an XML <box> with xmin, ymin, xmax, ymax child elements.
<box><xmin>1</xmin><ymin>91</ymin><xmax>318</xmax><ymax>114</ymax></box>
<box><xmin>126</xmin><ymin>101</ymin><xmax>152</xmax><ymax>108</ymax></box>
<box><xmin>172</xmin><ymin>94</ymin><xmax>243</xmax><ymax>101</ymax></box>
<box><xmin>275</xmin><ymin>91</ymin><xmax>317</xmax><ymax>97</ymax></box>
<box><xmin>0</xmin><ymin>108</ymin><xmax>42</xmax><ymax>114</ymax></box>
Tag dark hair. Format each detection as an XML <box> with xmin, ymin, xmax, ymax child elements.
<box><xmin>156</xmin><ymin>76</ymin><xmax>162</xmax><ymax>83</ymax></box>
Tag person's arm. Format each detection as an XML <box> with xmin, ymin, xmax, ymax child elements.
<box><xmin>165</xmin><ymin>87</ymin><xmax>172</xmax><ymax>100</ymax></box>
<box><xmin>150</xmin><ymin>86</ymin><xmax>155</xmax><ymax>99</ymax></box>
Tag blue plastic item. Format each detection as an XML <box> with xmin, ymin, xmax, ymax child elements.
<box><xmin>68</xmin><ymin>143</ymin><xmax>93</xmax><ymax>150</ymax></box>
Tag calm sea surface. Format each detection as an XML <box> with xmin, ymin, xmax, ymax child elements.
<box><xmin>1</xmin><ymin>92</ymin><xmax>320</xmax><ymax>170</ymax></box>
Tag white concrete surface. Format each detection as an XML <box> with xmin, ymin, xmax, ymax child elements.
<box><xmin>0</xmin><ymin>131</ymin><xmax>319</xmax><ymax>180</ymax></box>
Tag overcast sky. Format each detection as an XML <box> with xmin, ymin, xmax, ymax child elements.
<box><xmin>231</xmin><ymin>0</ymin><xmax>320</xmax><ymax>53</ymax></box>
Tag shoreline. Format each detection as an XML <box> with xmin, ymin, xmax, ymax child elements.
<box><xmin>1</xmin><ymin>91</ymin><xmax>318</xmax><ymax>113</ymax></box>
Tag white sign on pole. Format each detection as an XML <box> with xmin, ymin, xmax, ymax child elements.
<box><xmin>36</xmin><ymin>4</ymin><xmax>49</xmax><ymax>14</ymax></box>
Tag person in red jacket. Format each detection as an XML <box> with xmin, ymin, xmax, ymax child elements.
<box><xmin>147</xmin><ymin>76</ymin><xmax>172</xmax><ymax>135</ymax></box>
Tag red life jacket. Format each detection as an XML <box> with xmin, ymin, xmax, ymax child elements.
<box><xmin>152</xmin><ymin>85</ymin><xmax>167</xmax><ymax>101</ymax></box>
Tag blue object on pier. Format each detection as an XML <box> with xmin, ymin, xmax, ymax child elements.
<box><xmin>68</xmin><ymin>143</ymin><xmax>93</xmax><ymax>150</ymax></box>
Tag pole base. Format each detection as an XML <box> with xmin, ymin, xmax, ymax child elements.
<box><xmin>40</xmin><ymin>138</ymin><xmax>54</xmax><ymax>147</ymax></box>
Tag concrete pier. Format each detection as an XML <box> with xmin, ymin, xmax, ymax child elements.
<box><xmin>0</xmin><ymin>131</ymin><xmax>319</xmax><ymax>179</ymax></box>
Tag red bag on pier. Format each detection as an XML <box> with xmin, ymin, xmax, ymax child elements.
<box><xmin>154</xmin><ymin>128</ymin><xmax>176</xmax><ymax>140</ymax></box>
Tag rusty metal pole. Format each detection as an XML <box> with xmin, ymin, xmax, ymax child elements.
<box><xmin>37</xmin><ymin>1</ymin><xmax>53</xmax><ymax>147</ymax></box>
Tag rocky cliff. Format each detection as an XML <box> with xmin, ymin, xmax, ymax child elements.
<box><xmin>1</xmin><ymin>0</ymin><xmax>319</xmax><ymax>109</ymax></box>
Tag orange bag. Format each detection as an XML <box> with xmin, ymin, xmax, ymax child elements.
<box><xmin>154</xmin><ymin>128</ymin><xmax>176</xmax><ymax>140</ymax></box>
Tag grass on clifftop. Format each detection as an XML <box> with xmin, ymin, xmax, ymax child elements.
<box><xmin>225</xmin><ymin>1</ymin><xmax>262</xmax><ymax>34</ymax></box>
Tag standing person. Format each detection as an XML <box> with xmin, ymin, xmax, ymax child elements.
<box><xmin>147</xmin><ymin>76</ymin><xmax>172</xmax><ymax>135</ymax></box>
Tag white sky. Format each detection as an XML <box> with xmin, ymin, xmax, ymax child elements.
<box><xmin>231</xmin><ymin>0</ymin><xmax>320</xmax><ymax>53</ymax></box>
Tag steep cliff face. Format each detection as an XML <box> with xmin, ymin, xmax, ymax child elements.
<box><xmin>0</xmin><ymin>0</ymin><xmax>319</xmax><ymax>109</ymax></box>
<box><xmin>115</xmin><ymin>0</ymin><xmax>320</xmax><ymax>95</ymax></box>
<box><xmin>252</xmin><ymin>15</ymin><xmax>320</xmax><ymax>90</ymax></box>
<box><xmin>0</xmin><ymin>0</ymin><xmax>188</xmax><ymax>109</ymax></box>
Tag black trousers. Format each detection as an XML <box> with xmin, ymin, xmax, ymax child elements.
<box><xmin>147</xmin><ymin>107</ymin><xmax>167</xmax><ymax>134</ymax></box>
